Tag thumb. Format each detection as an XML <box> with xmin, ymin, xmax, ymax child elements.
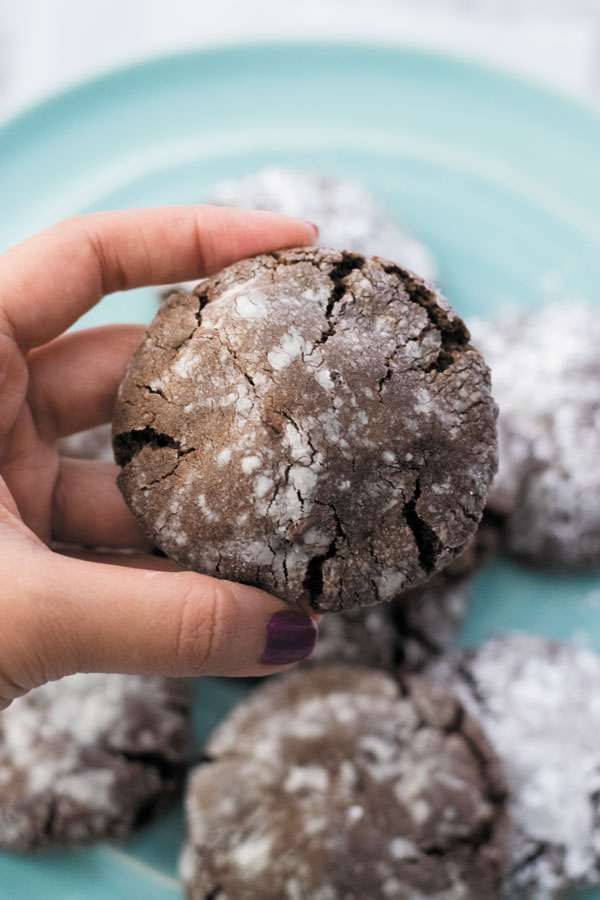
<box><xmin>2</xmin><ymin>549</ymin><xmax>319</xmax><ymax>701</ymax></box>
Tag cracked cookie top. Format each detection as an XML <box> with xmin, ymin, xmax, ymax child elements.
<box><xmin>0</xmin><ymin>674</ymin><xmax>191</xmax><ymax>851</ymax></box>
<box><xmin>432</xmin><ymin>634</ymin><xmax>600</xmax><ymax>900</ymax></box>
<box><xmin>181</xmin><ymin>666</ymin><xmax>509</xmax><ymax>900</ymax></box>
<box><xmin>114</xmin><ymin>248</ymin><xmax>497</xmax><ymax>611</ymax></box>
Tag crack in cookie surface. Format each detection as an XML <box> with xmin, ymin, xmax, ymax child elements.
<box><xmin>113</xmin><ymin>248</ymin><xmax>496</xmax><ymax>611</ymax></box>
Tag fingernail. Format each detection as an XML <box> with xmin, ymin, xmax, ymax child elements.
<box><xmin>261</xmin><ymin>610</ymin><xmax>318</xmax><ymax>665</ymax></box>
<box><xmin>305</xmin><ymin>221</ymin><xmax>320</xmax><ymax>239</ymax></box>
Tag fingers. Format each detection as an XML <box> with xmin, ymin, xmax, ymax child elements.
<box><xmin>0</xmin><ymin>329</ymin><xmax>29</xmax><ymax>443</ymax></box>
<box><xmin>0</xmin><ymin>207</ymin><xmax>317</xmax><ymax>349</ymax></box>
<box><xmin>28</xmin><ymin>324</ymin><xmax>146</xmax><ymax>439</ymax></box>
<box><xmin>0</xmin><ymin>403</ymin><xmax>58</xmax><ymax>539</ymax></box>
<box><xmin>36</xmin><ymin>552</ymin><xmax>319</xmax><ymax>680</ymax></box>
<box><xmin>0</xmin><ymin>474</ymin><xmax>25</xmax><ymax>522</ymax></box>
<box><xmin>0</xmin><ymin>538</ymin><xmax>74</xmax><ymax>705</ymax></box>
<box><xmin>52</xmin><ymin>458</ymin><xmax>151</xmax><ymax>549</ymax></box>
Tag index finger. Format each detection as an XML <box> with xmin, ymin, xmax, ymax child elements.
<box><xmin>0</xmin><ymin>206</ymin><xmax>317</xmax><ymax>349</ymax></box>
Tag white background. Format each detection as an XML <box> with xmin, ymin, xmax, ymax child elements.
<box><xmin>1</xmin><ymin>0</ymin><xmax>600</xmax><ymax>123</ymax></box>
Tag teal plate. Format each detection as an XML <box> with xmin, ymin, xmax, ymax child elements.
<box><xmin>1</xmin><ymin>43</ymin><xmax>600</xmax><ymax>899</ymax></box>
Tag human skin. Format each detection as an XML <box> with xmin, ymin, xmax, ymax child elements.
<box><xmin>0</xmin><ymin>206</ymin><xmax>319</xmax><ymax>710</ymax></box>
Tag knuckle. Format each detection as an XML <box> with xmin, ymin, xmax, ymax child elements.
<box><xmin>61</xmin><ymin>214</ymin><xmax>127</xmax><ymax>295</ymax></box>
<box><xmin>170</xmin><ymin>575</ymin><xmax>237</xmax><ymax>676</ymax></box>
<box><xmin>0</xmin><ymin>577</ymin><xmax>55</xmax><ymax>702</ymax></box>
<box><xmin>0</xmin><ymin>660</ymin><xmax>28</xmax><ymax>709</ymax></box>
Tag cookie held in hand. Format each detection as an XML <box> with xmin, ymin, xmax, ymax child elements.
<box><xmin>114</xmin><ymin>248</ymin><xmax>497</xmax><ymax>611</ymax></box>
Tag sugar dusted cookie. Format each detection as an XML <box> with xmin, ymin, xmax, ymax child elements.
<box><xmin>471</xmin><ymin>303</ymin><xmax>600</xmax><ymax>568</ymax></box>
<box><xmin>308</xmin><ymin>572</ymin><xmax>468</xmax><ymax>671</ymax></box>
<box><xmin>115</xmin><ymin>248</ymin><xmax>497</xmax><ymax>612</ymax></box>
<box><xmin>0</xmin><ymin>674</ymin><xmax>191</xmax><ymax>851</ymax></box>
<box><xmin>208</xmin><ymin>167</ymin><xmax>438</xmax><ymax>281</ymax></box>
<box><xmin>433</xmin><ymin>634</ymin><xmax>600</xmax><ymax>899</ymax></box>
<box><xmin>181</xmin><ymin>666</ymin><xmax>508</xmax><ymax>900</ymax></box>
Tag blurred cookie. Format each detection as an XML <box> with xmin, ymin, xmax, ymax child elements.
<box><xmin>158</xmin><ymin>168</ymin><xmax>438</xmax><ymax>302</ymax></box>
<box><xmin>182</xmin><ymin>666</ymin><xmax>508</xmax><ymax>900</ymax></box>
<box><xmin>388</xmin><ymin>522</ymin><xmax>499</xmax><ymax>671</ymax></box>
<box><xmin>58</xmin><ymin>424</ymin><xmax>113</xmax><ymax>462</ymax></box>
<box><xmin>309</xmin><ymin>573</ymin><xmax>468</xmax><ymax>671</ymax></box>
<box><xmin>295</xmin><ymin>518</ymin><xmax>499</xmax><ymax>673</ymax></box>
<box><xmin>208</xmin><ymin>167</ymin><xmax>438</xmax><ymax>281</ymax></box>
<box><xmin>433</xmin><ymin>634</ymin><xmax>600</xmax><ymax>899</ymax></box>
<box><xmin>0</xmin><ymin>674</ymin><xmax>191</xmax><ymax>851</ymax></box>
<box><xmin>470</xmin><ymin>303</ymin><xmax>600</xmax><ymax>568</ymax></box>
<box><xmin>115</xmin><ymin>248</ymin><xmax>497</xmax><ymax>612</ymax></box>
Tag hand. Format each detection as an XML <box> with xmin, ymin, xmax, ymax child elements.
<box><xmin>0</xmin><ymin>206</ymin><xmax>319</xmax><ymax>709</ymax></box>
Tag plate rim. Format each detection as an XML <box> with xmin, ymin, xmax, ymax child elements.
<box><xmin>1</xmin><ymin>39</ymin><xmax>600</xmax><ymax>142</ymax></box>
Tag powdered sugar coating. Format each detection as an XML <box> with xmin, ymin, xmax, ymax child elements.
<box><xmin>208</xmin><ymin>167</ymin><xmax>438</xmax><ymax>282</ymax></box>
<box><xmin>0</xmin><ymin>673</ymin><xmax>191</xmax><ymax>850</ymax></box>
<box><xmin>433</xmin><ymin>634</ymin><xmax>600</xmax><ymax>899</ymax></box>
<box><xmin>181</xmin><ymin>667</ymin><xmax>508</xmax><ymax>900</ymax></box>
<box><xmin>115</xmin><ymin>248</ymin><xmax>497</xmax><ymax>612</ymax></box>
<box><xmin>307</xmin><ymin>574</ymin><xmax>468</xmax><ymax>672</ymax></box>
<box><xmin>470</xmin><ymin>303</ymin><xmax>600</xmax><ymax>567</ymax></box>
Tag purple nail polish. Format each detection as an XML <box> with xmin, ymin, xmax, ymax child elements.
<box><xmin>261</xmin><ymin>611</ymin><xmax>318</xmax><ymax>665</ymax></box>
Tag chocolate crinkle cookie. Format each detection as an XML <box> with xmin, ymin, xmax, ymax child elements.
<box><xmin>470</xmin><ymin>303</ymin><xmax>600</xmax><ymax>568</ymax></box>
<box><xmin>432</xmin><ymin>634</ymin><xmax>600</xmax><ymax>900</ymax></box>
<box><xmin>308</xmin><ymin>571</ymin><xmax>468</xmax><ymax>672</ymax></box>
<box><xmin>0</xmin><ymin>674</ymin><xmax>191</xmax><ymax>851</ymax></box>
<box><xmin>208</xmin><ymin>168</ymin><xmax>438</xmax><ymax>282</ymax></box>
<box><xmin>114</xmin><ymin>248</ymin><xmax>497</xmax><ymax>612</ymax></box>
<box><xmin>181</xmin><ymin>666</ymin><xmax>509</xmax><ymax>900</ymax></box>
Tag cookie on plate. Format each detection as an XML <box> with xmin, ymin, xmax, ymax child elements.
<box><xmin>115</xmin><ymin>248</ymin><xmax>497</xmax><ymax>612</ymax></box>
<box><xmin>208</xmin><ymin>167</ymin><xmax>438</xmax><ymax>281</ymax></box>
<box><xmin>158</xmin><ymin>169</ymin><xmax>437</xmax><ymax>301</ymax></box>
<box><xmin>0</xmin><ymin>674</ymin><xmax>191</xmax><ymax>851</ymax></box>
<box><xmin>470</xmin><ymin>303</ymin><xmax>600</xmax><ymax>568</ymax></box>
<box><xmin>298</xmin><ymin>517</ymin><xmax>498</xmax><ymax>671</ymax></box>
<box><xmin>181</xmin><ymin>666</ymin><xmax>509</xmax><ymax>900</ymax></box>
<box><xmin>308</xmin><ymin>571</ymin><xmax>468</xmax><ymax>671</ymax></box>
<box><xmin>432</xmin><ymin>634</ymin><xmax>600</xmax><ymax>899</ymax></box>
